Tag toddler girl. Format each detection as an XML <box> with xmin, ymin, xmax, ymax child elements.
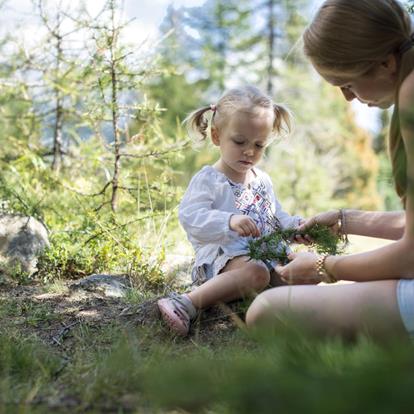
<box><xmin>158</xmin><ymin>85</ymin><xmax>302</xmax><ymax>336</ymax></box>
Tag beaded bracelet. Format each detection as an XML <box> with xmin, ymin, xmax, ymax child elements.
<box><xmin>316</xmin><ymin>254</ymin><xmax>337</xmax><ymax>284</ymax></box>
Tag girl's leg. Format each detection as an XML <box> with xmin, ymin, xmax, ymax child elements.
<box><xmin>245</xmin><ymin>280</ymin><xmax>407</xmax><ymax>338</ymax></box>
<box><xmin>188</xmin><ymin>256</ymin><xmax>270</xmax><ymax>309</ymax></box>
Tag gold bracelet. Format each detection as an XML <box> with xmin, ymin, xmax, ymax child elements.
<box><xmin>316</xmin><ymin>254</ymin><xmax>337</xmax><ymax>284</ymax></box>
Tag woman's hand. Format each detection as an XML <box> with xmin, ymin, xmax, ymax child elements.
<box><xmin>292</xmin><ymin>218</ymin><xmax>311</xmax><ymax>244</ymax></box>
<box><xmin>299</xmin><ymin>210</ymin><xmax>340</xmax><ymax>232</ymax></box>
<box><xmin>274</xmin><ymin>251</ymin><xmax>321</xmax><ymax>285</ymax></box>
<box><xmin>230</xmin><ymin>214</ymin><xmax>260</xmax><ymax>237</ymax></box>
<box><xmin>294</xmin><ymin>210</ymin><xmax>341</xmax><ymax>244</ymax></box>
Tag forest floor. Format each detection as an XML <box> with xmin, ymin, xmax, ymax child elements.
<box><xmin>0</xmin><ymin>277</ymin><xmax>243</xmax><ymax>350</ymax></box>
<box><xmin>0</xmin><ymin>275</ymin><xmax>248</xmax><ymax>413</ymax></box>
<box><xmin>1</xmin><ymin>235</ymin><xmax>412</xmax><ymax>414</ymax></box>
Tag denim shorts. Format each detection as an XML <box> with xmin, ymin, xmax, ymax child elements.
<box><xmin>397</xmin><ymin>279</ymin><xmax>414</xmax><ymax>338</ymax></box>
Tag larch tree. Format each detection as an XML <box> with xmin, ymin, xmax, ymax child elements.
<box><xmin>19</xmin><ymin>0</ymin><xmax>85</xmax><ymax>173</ymax></box>
<box><xmin>77</xmin><ymin>0</ymin><xmax>181</xmax><ymax>214</ymax></box>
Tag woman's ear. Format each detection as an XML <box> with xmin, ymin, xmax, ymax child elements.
<box><xmin>381</xmin><ymin>53</ymin><xmax>398</xmax><ymax>75</ymax></box>
<box><xmin>211</xmin><ymin>127</ymin><xmax>220</xmax><ymax>146</ymax></box>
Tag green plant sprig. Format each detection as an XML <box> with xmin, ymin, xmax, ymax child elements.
<box><xmin>248</xmin><ymin>223</ymin><xmax>344</xmax><ymax>264</ymax></box>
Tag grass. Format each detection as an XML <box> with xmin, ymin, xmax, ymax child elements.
<box><xmin>0</xmin><ymin>235</ymin><xmax>411</xmax><ymax>413</ymax></box>
<box><xmin>144</xmin><ymin>332</ymin><xmax>414</xmax><ymax>414</ymax></box>
<box><xmin>1</xmin><ymin>280</ymin><xmax>413</xmax><ymax>414</ymax></box>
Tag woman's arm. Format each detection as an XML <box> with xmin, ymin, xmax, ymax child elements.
<box><xmin>343</xmin><ymin>209</ymin><xmax>405</xmax><ymax>240</ymax></box>
<box><xmin>324</xmin><ymin>237</ymin><xmax>413</xmax><ymax>282</ymax></box>
<box><xmin>320</xmin><ymin>72</ymin><xmax>414</xmax><ymax>281</ymax></box>
<box><xmin>277</xmin><ymin>229</ymin><xmax>414</xmax><ymax>284</ymax></box>
<box><xmin>399</xmin><ymin>69</ymin><xmax>414</xmax><ymax>240</ymax></box>
<box><xmin>277</xmin><ymin>74</ymin><xmax>414</xmax><ymax>283</ymax></box>
<box><xmin>299</xmin><ymin>209</ymin><xmax>405</xmax><ymax>240</ymax></box>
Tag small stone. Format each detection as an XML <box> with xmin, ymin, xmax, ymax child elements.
<box><xmin>69</xmin><ymin>274</ymin><xmax>131</xmax><ymax>298</ymax></box>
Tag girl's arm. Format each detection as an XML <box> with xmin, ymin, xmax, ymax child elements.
<box><xmin>178</xmin><ymin>172</ymin><xmax>239</xmax><ymax>244</ymax></box>
<box><xmin>274</xmin><ymin>196</ymin><xmax>302</xmax><ymax>229</ymax></box>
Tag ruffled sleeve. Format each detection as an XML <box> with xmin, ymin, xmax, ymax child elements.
<box><xmin>178</xmin><ymin>167</ymin><xmax>239</xmax><ymax>244</ymax></box>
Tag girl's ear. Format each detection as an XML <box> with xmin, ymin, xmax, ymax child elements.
<box><xmin>211</xmin><ymin>127</ymin><xmax>220</xmax><ymax>146</ymax></box>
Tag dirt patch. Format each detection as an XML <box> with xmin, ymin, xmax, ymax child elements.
<box><xmin>0</xmin><ymin>279</ymin><xmax>244</xmax><ymax>348</ymax></box>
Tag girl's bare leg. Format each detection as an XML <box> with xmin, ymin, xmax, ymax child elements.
<box><xmin>246</xmin><ymin>280</ymin><xmax>407</xmax><ymax>338</ymax></box>
<box><xmin>188</xmin><ymin>256</ymin><xmax>270</xmax><ymax>309</ymax></box>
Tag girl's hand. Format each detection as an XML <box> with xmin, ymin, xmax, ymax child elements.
<box><xmin>230</xmin><ymin>214</ymin><xmax>260</xmax><ymax>237</ymax></box>
<box><xmin>274</xmin><ymin>252</ymin><xmax>321</xmax><ymax>285</ymax></box>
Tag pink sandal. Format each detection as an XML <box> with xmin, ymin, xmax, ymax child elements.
<box><xmin>157</xmin><ymin>293</ymin><xmax>194</xmax><ymax>336</ymax></box>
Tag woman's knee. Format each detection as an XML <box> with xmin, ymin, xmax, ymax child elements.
<box><xmin>246</xmin><ymin>287</ymin><xmax>288</xmax><ymax>327</ymax></box>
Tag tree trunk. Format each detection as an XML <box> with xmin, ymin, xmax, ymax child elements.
<box><xmin>266</xmin><ymin>0</ymin><xmax>275</xmax><ymax>95</ymax></box>
<box><xmin>52</xmin><ymin>14</ymin><xmax>63</xmax><ymax>173</ymax></box>
<box><xmin>109</xmin><ymin>2</ymin><xmax>120</xmax><ymax>213</ymax></box>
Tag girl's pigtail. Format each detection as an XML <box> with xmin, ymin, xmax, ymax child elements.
<box><xmin>183</xmin><ymin>106</ymin><xmax>214</xmax><ymax>142</ymax></box>
<box><xmin>272</xmin><ymin>104</ymin><xmax>293</xmax><ymax>136</ymax></box>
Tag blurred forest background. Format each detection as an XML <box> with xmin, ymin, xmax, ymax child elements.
<box><xmin>2</xmin><ymin>1</ymin><xmax>414</xmax><ymax>412</ymax></box>
<box><xmin>0</xmin><ymin>0</ymin><xmax>407</xmax><ymax>282</ymax></box>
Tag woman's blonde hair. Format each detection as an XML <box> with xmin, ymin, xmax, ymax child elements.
<box><xmin>183</xmin><ymin>85</ymin><xmax>292</xmax><ymax>143</ymax></box>
<box><xmin>303</xmin><ymin>0</ymin><xmax>414</xmax><ymax>205</ymax></box>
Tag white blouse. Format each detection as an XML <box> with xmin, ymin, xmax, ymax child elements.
<box><xmin>178</xmin><ymin>165</ymin><xmax>301</xmax><ymax>268</ymax></box>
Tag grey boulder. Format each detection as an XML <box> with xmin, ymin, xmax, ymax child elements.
<box><xmin>0</xmin><ymin>214</ymin><xmax>49</xmax><ymax>275</ymax></box>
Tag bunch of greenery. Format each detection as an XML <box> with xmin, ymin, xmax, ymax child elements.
<box><xmin>248</xmin><ymin>223</ymin><xmax>344</xmax><ymax>264</ymax></box>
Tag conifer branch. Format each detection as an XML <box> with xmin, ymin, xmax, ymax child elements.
<box><xmin>248</xmin><ymin>223</ymin><xmax>345</xmax><ymax>264</ymax></box>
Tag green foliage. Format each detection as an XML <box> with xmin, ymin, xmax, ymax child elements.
<box><xmin>36</xmin><ymin>234</ymin><xmax>97</xmax><ymax>281</ymax></box>
<box><xmin>0</xmin><ymin>145</ymin><xmax>176</xmax><ymax>285</ymax></box>
<box><xmin>264</xmin><ymin>139</ymin><xmax>338</xmax><ymax>217</ymax></box>
<box><xmin>75</xmin><ymin>337</ymin><xmax>144</xmax><ymax>404</ymax></box>
<box><xmin>0</xmin><ymin>260</ymin><xmax>32</xmax><ymax>285</ymax></box>
<box><xmin>406</xmin><ymin>0</ymin><xmax>414</xmax><ymax>14</ymax></box>
<box><xmin>270</xmin><ymin>67</ymin><xmax>381</xmax><ymax>214</ymax></box>
<box><xmin>36</xmin><ymin>227</ymin><xmax>166</xmax><ymax>290</ymax></box>
<box><xmin>248</xmin><ymin>223</ymin><xmax>343</xmax><ymax>264</ymax></box>
<box><xmin>143</xmin><ymin>331</ymin><xmax>414</xmax><ymax>414</ymax></box>
<box><xmin>0</xmin><ymin>332</ymin><xmax>60</xmax><ymax>402</ymax></box>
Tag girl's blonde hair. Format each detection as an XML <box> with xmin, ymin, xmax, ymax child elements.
<box><xmin>183</xmin><ymin>85</ymin><xmax>292</xmax><ymax>143</ymax></box>
<box><xmin>303</xmin><ymin>0</ymin><xmax>414</xmax><ymax>205</ymax></box>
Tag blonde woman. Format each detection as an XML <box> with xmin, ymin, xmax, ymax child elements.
<box><xmin>247</xmin><ymin>0</ymin><xmax>414</xmax><ymax>339</ymax></box>
<box><xmin>158</xmin><ymin>85</ymin><xmax>302</xmax><ymax>336</ymax></box>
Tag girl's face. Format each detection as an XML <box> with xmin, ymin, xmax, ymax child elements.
<box><xmin>212</xmin><ymin>107</ymin><xmax>274</xmax><ymax>181</ymax></box>
<box><xmin>321</xmin><ymin>55</ymin><xmax>398</xmax><ymax>109</ymax></box>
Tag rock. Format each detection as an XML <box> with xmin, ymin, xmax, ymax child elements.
<box><xmin>161</xmin><ymin>254</ymin><xmax>193</xmax><ymax>287</ymax></box>
<box><xmin>0</xmin><ymin>214</ymin><xmax>49</xmax><ymax>275</ymax></box>
<box><xmin>69</xmin><ymin>274</ymin><xmax>131</xmax><ymax>298</ymax></box>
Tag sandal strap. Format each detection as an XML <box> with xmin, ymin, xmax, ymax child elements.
<box><xmin>169</xmin><ymin>293</ymin><xmax>194</xmax><ymax>321</ymax></box>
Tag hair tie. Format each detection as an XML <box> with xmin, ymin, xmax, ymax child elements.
<box><xmin>398</xmin><ymin>33</ymin><xmax>414</xmax><ymax>55</ymax></box>
<box><xmin>210</xmin><ymin>104</ymin><xmax>217</xmax><ymax>113</ymax></box>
